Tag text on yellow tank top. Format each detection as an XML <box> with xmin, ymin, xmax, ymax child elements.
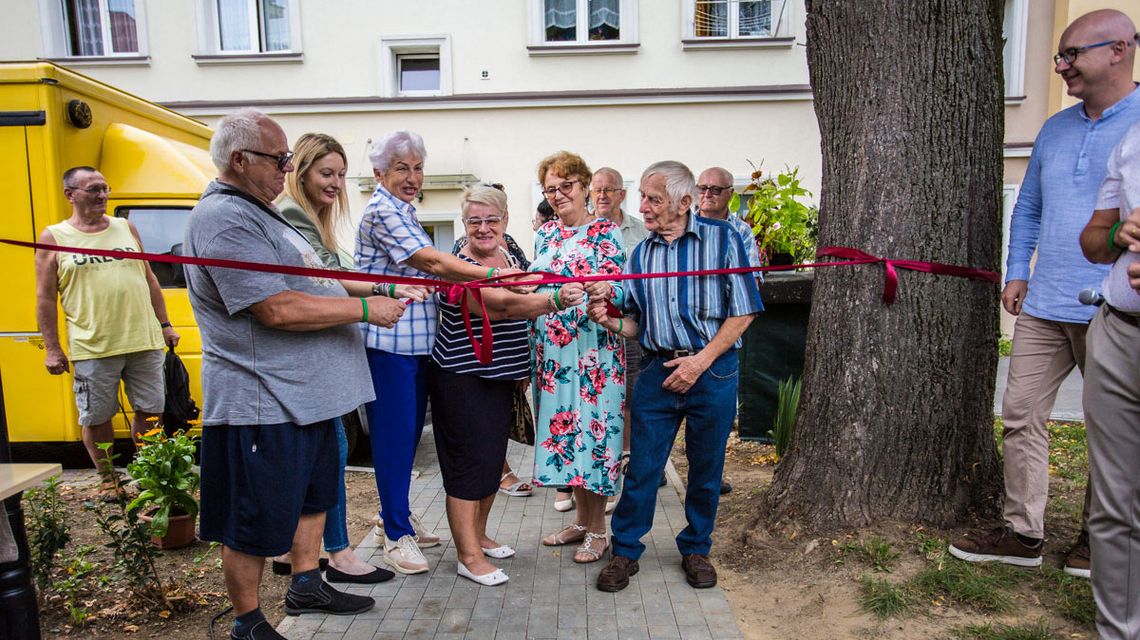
<box><xmin>48</xmin><ymin>217</ymin><xmax>164</xmax><ymax>361</ymax></box>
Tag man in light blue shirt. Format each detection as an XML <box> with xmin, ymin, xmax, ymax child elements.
<box><xmin>950</xmin><ymin>9</ymin><xmax>1140</xmax><ymax>581</ymax></box>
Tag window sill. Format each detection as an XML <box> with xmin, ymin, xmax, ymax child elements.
<box><xmin>45</xmin><ymin>55</ymin><xmax>150</xmax><ymax>67</ymax></box>
<box><xmin>1004</xmin><ymin>95</ymin><xmax>1026</xmax><ymax>105</ymax></box>
<box><xmin>527</xmin><ymin>42</ymin><xmax>639</xmax><ymax>56</ymax></box>
<box><xmin>682</xmin><ymin>37</ymin><xmax>795</xmax><ymax>50</ymax></box>
<box><xmin>192</xmin><ymin>52</ymin><xmax>304</xmax><ymax>65</ymax></box>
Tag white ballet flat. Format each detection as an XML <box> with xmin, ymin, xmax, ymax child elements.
<box><xmin>481</xmin><ymin>544</ymin><xmax>516</xmax><ymax>559</ymax></box>
<box><xmin>457</xmin><ymin>561</ymin><xmax>509</xmax><ymax>586</ymax></box>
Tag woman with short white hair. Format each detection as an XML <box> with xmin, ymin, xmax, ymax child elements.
<box><xmin>355</xmin><ymin>130</ymin><xmax>528</xmax><ymax>575</ymax></box>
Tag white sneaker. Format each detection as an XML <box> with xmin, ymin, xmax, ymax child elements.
<box><xmin>409</xmin><ymin>514</ymin><xmax>441</xmax><ymax>548</ymax></box>
<box><xmin>371</xmin><ymin>513</ymin><xmax>441</xmax><ymax>549</ymax></box>
<box><xmin>383</xmin><ymin>535</ymin><xmax>429</xmax><ymax>575</ymax></box>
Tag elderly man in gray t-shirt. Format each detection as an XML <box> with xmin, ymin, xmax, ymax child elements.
<box><xmin>185</xmin><ymin>109</ymin><xmax>406</xmax><ymax>640</ymax></box>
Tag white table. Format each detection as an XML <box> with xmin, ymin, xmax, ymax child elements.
<box><xmin>1</xmin><ymin>462</ymin><xmax>61</xmax><ymax>640</ymax></box>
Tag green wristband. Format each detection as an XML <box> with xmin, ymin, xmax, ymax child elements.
<box><xmin>1109</xmin><ymin>220</ymin><xmax>1125</xmax><ymax>253</ymax></box>
<box><xmin>487</xmin><ymin>267</ymin><xmax>496</xmax><ymax>278</ymax></box>
<box><xmin>617</xmin><ymin>317</ymin><xmax>623</xmax><ymax>335</ymax></box>
<box><xmin>389</xmin><ymin>283</ymin><xmax>397</xmax><ymax>298</ymax></box>
<box><xmin>553</xmin><ymin>289</ymin><xmax>563</xmax><ymax>311</ymax></box>
<box><xmin>360</xmin><ymin>297</ymin><xmax>369</xmax><ymax>322</ymax></box>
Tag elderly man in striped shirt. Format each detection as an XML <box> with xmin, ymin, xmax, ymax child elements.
<box><xmin>586</xmin><ymin>160</ymin><xmax>763</xmax><ymax>592</ymax></box>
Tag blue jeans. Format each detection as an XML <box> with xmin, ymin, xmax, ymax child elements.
<box><xmin>322</xmin><ymin>416</ymin><xmax>350</xmax><ymax>553</ymax></box>
<box><xmin>364</xmin><ymin>349</ymin><xmax>429</xmax><ymax>541</ymax></box>
<box><xmin>611</xmin><ymin>350</ymin><xmax>739</xmax><ymax>560</ymax></box>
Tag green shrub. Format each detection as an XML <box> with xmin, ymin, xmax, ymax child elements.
<box><xmin>767</xmin><ymin>376</ymin><xmax>801</xmax><ymax>458</ymax></box>
<box><xmin>24</xmin><ymin>474</ymin><xmax>70</xmax><ymax>589</ymax></box>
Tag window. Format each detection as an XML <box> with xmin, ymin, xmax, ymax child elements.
<box><xmin>527</xmin><ymin>0</ymin><xmax>638</xmax><ymax>52</ymax></box>
<box><xmin>683</xmin><ymin>0</ymin><xmax>792</xmax><ymax>45</ymax></box>
<box><xmin>378</xmin><ymin>36</ymin><xmax>451</xmax><ymax>97</ymax></box>
<box><xmin>116</xmin><ymin>207</ymin><xmax>193</xmax><ymax>288</ymax></box>
<box><xmin>1002</xmin><ymin>0</ymin><xmax>1028</xmax><ymax>99</ymax></box>
<box><xmin>398</xmin><ymin>55</ymin><xmax>441</xmax><ymax>93</ymax></box>
<box><xmin>39</xmin><ymin>0</ymin><xmax>148</xmax><ymax>59</ymax></box>
<box><xmin>193</xmin><ymin>0</ymin><xmax>302</xmax><ymax>58</ymax></box>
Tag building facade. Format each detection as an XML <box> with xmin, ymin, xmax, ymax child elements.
<box><xmin>2</xmin><ymin>1</ymin><xmax>1136</xmax><ymax>321</ymax></box>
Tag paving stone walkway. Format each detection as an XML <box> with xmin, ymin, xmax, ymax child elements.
<box><xmin>276</xmin><ymin>427</ymin><xmax>743</xmax><ymax>640</ymax></box>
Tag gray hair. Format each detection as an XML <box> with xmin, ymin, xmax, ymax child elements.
<box><xmin>642</xmin><ymin>161</ymin><xmax>695</xmax><ymax>211</ymax></box>
<box><xmin>460</xmin><ymin>185</ymin><xmax>508</xmax><ymax>219</ymax></box>
<box><xmin>593</xmin><ymin>166</ymin><xmax>624</xmax><ymax>185</ymax></box>
<box><xmin>210</xmin><ymin>108</ymin><xmax>269</xmax><ymax>172</ymax></box>
<box><xmin>368</xmin><ymin>130</ymin><xmax>427</xmax><ymax>171</ymax></box>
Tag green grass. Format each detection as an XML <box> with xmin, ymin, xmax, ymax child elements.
<box><xmin>950</xmin><ymin>619</ymin><xmax>1057</xmax><ymax>640</ymax></box>
<box><xmin>910</xmin><ymin>559</ymin><xmax>1019</xmax><ymax>613</ymax></box>
<box><xmin>998</xmin><ymin>336</ymin><xmax>1013</xmax><ymax>358</ymax></box>
<box><xmin>858</xmin><ymin>575</ymin><xmax>910</xmax><ymax>619</ymax></box>
<box><xmin>837</xmin><ymin>536</ymin><xmax>900</xmax><ymax>573</ymax></box>
<box><xmin>1046</xmin><ymin>421</ymin><xmax>1088</xmax><ymax>482</ymax></box>
<box><xmin>1031</xmin><ymin>567</ymin><xmax>1096</xmax><ymax>626</ymax></box>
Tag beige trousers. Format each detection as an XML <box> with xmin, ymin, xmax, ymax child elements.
<box><xmin>1083</xmin><ymin>306</ymin><xmax>1140</xmax><ymax>640</ymax></box>
<box><xmin>1001</xmin><ymin>313</ymin><xmax>1091</xmax><ymax>539</ymax></box>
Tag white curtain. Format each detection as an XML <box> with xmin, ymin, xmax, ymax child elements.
<box><xmin>545</xmin><ymin>0</ymin><xmax>576</xmax><ymax>29</ymax></box>
<box><xmin>738</xmin><ymin>0</ymin><xmax>772</xmax><ymax>37</ymax></box>
<box><xmin>107</xmin><ymin>0</ymin><xmax>138</xmax><ymax>53</ymax></box>
<box><xmin>260</xmin><ymin>0</ymin><xmax>290</xmax><ymax>51</ymax></box>
<box><xmin>217</xmin><ymin>0</ymin><xmax>251</xmax><ymax>51</ymax></box>
<box><xmin>588</xmin><ymin>0</ymin><xmax>619</xmax><ymax>31</ymax></box>
<box><xmin>66</xmin><ymin>0</ymin><xmax>103</xmax><ymax>55</ymax></box>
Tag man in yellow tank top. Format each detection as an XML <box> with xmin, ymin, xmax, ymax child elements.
<box><xmin>34</xmin><ymin>166</ymin><xmax>179</xmax><ymax>500</ymax></box>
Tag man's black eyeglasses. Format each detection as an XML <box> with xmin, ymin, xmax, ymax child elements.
<box><xmin>242</xmin><ymin>149</ymin><xmax>294</xmax><ymax>171</ymax></box>
<box><xmin>483</xmin><ymin>182</ymin><xmax>505</xmax><ymax>192</ymax></box>
<box><xmin>1053</xmin><ymin>39</ymin><xmax>1119</xmax><ymax>66</ymax></box>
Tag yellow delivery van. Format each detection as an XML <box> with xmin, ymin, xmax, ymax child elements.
<box><xmin>0</xmin><ymin>61</ymin><xmax>213</xmax><ymax>461</ymax></box>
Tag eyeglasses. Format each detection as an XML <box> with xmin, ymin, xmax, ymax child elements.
<box><xmin>483</xmin><ymin>182</ymin><xmax>505</xmax><ymax>192</ymax></box>
<box><xmin>589</xmin><ymin>187</ymin><xmax>624</xmax><ymax>196</ymax></box>
<box><xmin>463</xmin><ymin>216</ymin><xmax>503</xmax><ymax>228</ymax></box>
<box><xmin>1053</xmin><ymin>39</ymin><xmax>1118</xmax><ymax>66</ymax></box>
<box><xmin>541</xmin><ymin>181</ymin><xmax>579</xmax><ymax>199</ymax></box>
<box><xmin>696</xmin><ymin>184</ymin><xmax>732</xmax><ymax>196</ymax></box>
<box><xmin>242</xmin><ymin>149</ymin><xmax>295</xmax><ymax>171</ymax></box>
<box><xmin>67</xmin><ymin>185</ymin><xmax>111</xmax><ymax>195</ymax></box>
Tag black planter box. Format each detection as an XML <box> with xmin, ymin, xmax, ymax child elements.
<box><xmin>737</xmin><ymin>271</ymin><xmax>814</xmax><ymax>441</ymax></box>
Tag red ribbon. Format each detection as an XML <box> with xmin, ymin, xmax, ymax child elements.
<box><xmin>1</xmin><ymin>238</ymin><xmax>999</xmax><ymax>364</ymax></box>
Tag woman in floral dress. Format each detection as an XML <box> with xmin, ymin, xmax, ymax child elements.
<box><xmin>531</xmin><ymin>151</ymin><xmax>626</xmax><ymax>563</ymax></box>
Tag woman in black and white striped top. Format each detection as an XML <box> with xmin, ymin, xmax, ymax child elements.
<box><xmin>427</xmin><ymin>185</ymin><xmax>583</xmax><ymax>586</ymax></box>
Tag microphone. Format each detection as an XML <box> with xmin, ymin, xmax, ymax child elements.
<box><xmin>1078</xmin><ymin>288</ymin><xmax>1105</xmax><ymax>306</ymax></box>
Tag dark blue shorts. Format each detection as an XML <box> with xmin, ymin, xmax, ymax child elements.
<box><xmin>199</xmin><ymin>420</ymin><xmax>338</xmax><ymax>557</ymax></box>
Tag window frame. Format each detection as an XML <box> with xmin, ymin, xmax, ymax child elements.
<box><xmin>378</xmin><ymin>35</ymin><xmax>452</xmax><ymax>98</ymax></box>
<box><xmin>39</xmin><ymin>0</ymin><xmax>150</xmax><ymax>62</ymax></box>
<box><xmin>681</xmin><ymin>0</ymin><xmax>794</xmax><ymax>50</ymax></box>
<box><xmin>1002</xmin><ymin>0</ymin><xmax>1028</xmax><ymax>101</ymax></box>
<box><xmin>114</xmin><ymin>205</ymin><xmax>195</xmax><ymax>289</ymax></box>
<box><xmin>526</xmin><ymin>0</ymin><xmax>639</xmax><ymax>55</ymax></box>
<box><xmin>192</xmin><ymin>0</ymin><xmax>303</xmax><ymax>62</ymax></box>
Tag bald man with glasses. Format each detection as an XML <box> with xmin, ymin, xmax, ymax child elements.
<box><xmin>696</xmin><ymin>167</ymin><xmax>760</xmax><ymax>270</ymax></box>
<box><xmin>949</xmin><ymin>9</ymin><xmax>1139</xmax><ymax>582</ymax></box>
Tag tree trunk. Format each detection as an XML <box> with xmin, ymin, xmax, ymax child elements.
<box><xmin>764</xmin><ymin>0</ymin><xmax>1006</xmax><ymax>529</ymax></box>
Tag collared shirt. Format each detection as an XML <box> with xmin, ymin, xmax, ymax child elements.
<box><xmin>622</xmin><ymin>213</ymin><xmax>763</xmax><ymax>352</ymax></box>
<box><xmin>615</xmin><ymin>209</ymin><xmax>649</xmax><ymax>259</ymax></box>
<box><xmin>727</xmin><ymin>215</ymin><xmax>761</xmax><ymax>269</ymax></box>
<box><xmin>1096</xmin><ymin>119</ymin><xmax>1140</xmax><ymax>313</ymax></box>
<box><xmin>354</xmin><ymin>184</ymin><xmax>438</xmax><ymax>355</ymax></box>
<box><xmin>1006</xmin><ymin>85</ymin><xmax>1140</xmax><ymax>323</ymax></box>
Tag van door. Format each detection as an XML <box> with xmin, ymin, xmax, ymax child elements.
<box><xmin>0</xmin><ymin>123</ymin><xmax>75</xmax><ymax>443</ymax></box>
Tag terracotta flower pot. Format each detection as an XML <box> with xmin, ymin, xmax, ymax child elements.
<box><xmin>139</xmin><ymin>511</ymin><xmax>197</xmax><ymax>550</ymax></box>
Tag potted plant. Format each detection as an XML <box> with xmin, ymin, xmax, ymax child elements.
<box><xmin>734</xmin><ymin>165</ymin><xmax>818</xmax><ymax>266</ymax></box>
<box><xmin>126</xmin><ymin>428</ymin><xmax>200</xmax><ymax>549</ymax></box>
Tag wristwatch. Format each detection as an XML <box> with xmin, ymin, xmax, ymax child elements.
<box><xmin>371</xmin><ymin>283</ymin><xmax>385</xmax><ymax>296</ymax></box>
<box><xmin>160</xmin><ymin>321</ymin><xmax>173</xmax><ymax>328</ymax></box>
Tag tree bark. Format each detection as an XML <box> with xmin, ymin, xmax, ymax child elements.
<box><xmin>764</xmin><ymin>0</ymin><xmax>1006</xmax><ymax>529</ymax></box>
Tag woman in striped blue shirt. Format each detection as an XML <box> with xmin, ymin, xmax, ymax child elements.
<box><xmin>428</xmin><ymin>185</ymin><xmax>583</xmax><ymax>585</ymax></box>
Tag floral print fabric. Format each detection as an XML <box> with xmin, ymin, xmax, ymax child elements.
<box><xmin>530</xmin><ymin>218</ymin><xmax>626</xmax><ymax>496</ymax></box>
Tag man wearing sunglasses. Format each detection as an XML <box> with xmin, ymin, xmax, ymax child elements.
<box><xmin>950</xmin><ymin>10</ymin><xmax>1139</xmax><ymax>583</ymax></box>
<box><xmin>184</xmin><ymin>109</ymin><xmax>411</xmax><ymax>640</ymax></box>
<box><xmin>696</xmin><ymin>167</ymin><xmax>760</xmax><ymax>271</ymax></box>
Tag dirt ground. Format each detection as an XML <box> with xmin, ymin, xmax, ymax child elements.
<box><xmin>38</xmin><ymin>430</ymin><xmax>1092</xmax><ymax>639</ymax></box>
<box><xmin>680</xmin><ymin>432</ymin><xmax>1095</xmax><ymax>640</ymax></box>
<box><xmin>38</xmin><ymin>470</ymin><xmax>378</xmax><ymax>639</ymax></box>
